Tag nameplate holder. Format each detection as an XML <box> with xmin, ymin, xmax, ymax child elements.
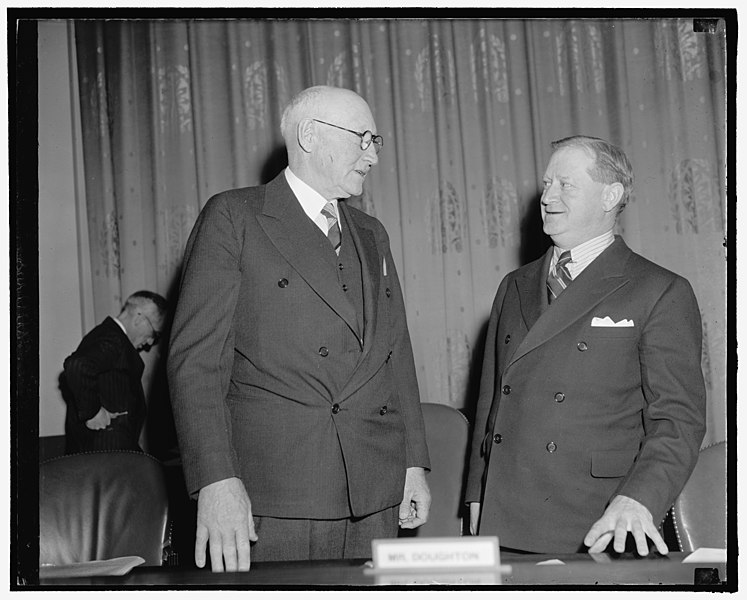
<box><xmin>368</xmin><ymin>536</ymin><xmax>501</xmax><ymax>572</ymax></box>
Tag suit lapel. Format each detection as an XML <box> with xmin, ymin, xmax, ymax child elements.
<box><xmin>515</xmin><ymin>249</ymin><xmax>552</xmax><ymax>332</ymax></box>
<box><xmin>339</xmin><ymin>202</ymin><xmax>379</xmax><ymax>354</ymax></box>
<box><xmin>256</xmin><ymin>175</ymin><xmax>360</xmax><ymax>338</ymax></box>
<box><xmin>507</xmin><ymin>237</ymin><xmax>632</xmax><ymax>369</ymax></box>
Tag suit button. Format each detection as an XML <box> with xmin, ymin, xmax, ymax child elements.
<box><xmin>386</xmin><ymin>288</ymin><xmax>391</xmax><ymax>297</ymax></box>
<box><xmin>502</xmin><ymin>385</ymin><xmax>511</xmax><ymax>395</ymax></box>
<box><xmin>342</xmin><ymin>284</ymin><xmax>348</xmax><ymax>292</ymax></box>
<box><xmin>577</xmin><ymin>341</ymin><xmax>588</xmax><ymax>351</ymax></box>
<box><xmin>278</xmin><ymin>278</ymin><xmax>289</xmax><ymax>288</ymax></box>
<box><xmin>379</xmin><ymin>406</ymin><xmax>388</xmax><ymax>415</ymax></box>
<box><xmin>493</xmin><ymin>433</ymin><xmax>503</xmax><ymax>444</ymax></box>
<box><xmin>554</xmin><ymin>392</ymin><xmax>565</xmax><ymax>403</ymax></box>
<box><xmin>318</xmin><ymin>347</ymin><xmax>329</xmax><ymax>357</ymax></box>
<box><xmin>504</xmin><ymin>334</ymin><xmax>511</xmax><ymax>344</ymax></box>
<box><xmin>332</xmin><ymin>404</ymin><xmax>340</xmax><ymax>414</ymax></box>
<box><xmin>338</xmin><ymin>263</ymin><xmax>344</xmax><ymax>270</ymax></box>
<box><xmin>546</xmin><ymin>442</ymin><xmax>557</xmax><ymax>453</ymax></box>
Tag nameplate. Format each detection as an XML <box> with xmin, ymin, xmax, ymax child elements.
<box><xmin>370</xmin><ymin>536</ymin><xmax>500</xmax><ymax>571</ymax></box>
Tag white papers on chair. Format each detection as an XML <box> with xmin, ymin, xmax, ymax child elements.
<box><xmin>39</xmin><ymin>556</ymin><xmax>145</xmax><ymax>579</ymax></box>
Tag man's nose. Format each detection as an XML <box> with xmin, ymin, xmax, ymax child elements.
<box><xmin>541</xmin><ymin>184</ymin><xmax>558</xmax><ymax>204</ymax></box>
<box><xmin>362</xmin><ymin>144</ymin><xmax>379</xmax><ymax>165</ymax></box>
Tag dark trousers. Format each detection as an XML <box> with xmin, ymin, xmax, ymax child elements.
<box><xmin>250</xmin><ymin>506</ymin><xmax>399</xmax><ymax>562</ymax></box>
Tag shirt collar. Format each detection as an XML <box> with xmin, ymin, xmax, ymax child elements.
<box><xmin>112</xmin><ymin>316</ymin><xmax>128</xmax><ymax>335</ymax></box>
<box><xmin>553</xmin><ymin>230</ymin><xmax>615</xmax><ymax>260</ymax></box>
<box><xmin>552</xmin><ymin>229</ymin><xmax>615</xmax><ymax>279</ymax></box>
<box><xmin>284</xmin><ymin>167</ymin><xmax>338</xmax><ymax>222</ymax></box>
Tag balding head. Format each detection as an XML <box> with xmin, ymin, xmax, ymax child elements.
<box><xmin>280</xmin><ymin>86</ymin><xmax>380</xmax><ymax>199</ymax></box>
<box><xmin>281</xmin><ymin>86</ymin><xmax>369</xmax><ymax>151</ymax></box>
<box><xmin>118</xmin><ymin>290</ymin><xmax>168</xmax><ymax>351</ymax></box>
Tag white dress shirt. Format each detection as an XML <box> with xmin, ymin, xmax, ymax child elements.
<box><xmin>550</xmin><ymin>230</ymin><xmax>615</xmax><ymax>280</ymax></box>
<box><xmin>284</xmin><ymin>167</ymin><xmax>341</xmax><ymax>236</ymax></box>
<box><xmin>112</xmin><ymin>316</ymin><xmax>128</xmax><ymax>335</ymax></box>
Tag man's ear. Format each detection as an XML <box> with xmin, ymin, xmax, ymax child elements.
<box><xmin>297</xmin><ymin>118</ymin><xmax>315</xmax><ymax>153</ymax></box>
<box><xmin>602</xmin><ymin>182</ymin><xmax>624</xmax><ymax>214</ymax></box>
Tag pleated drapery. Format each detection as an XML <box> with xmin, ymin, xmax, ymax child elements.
<box><xmin>74</xmin><ymin>18</ymin><xmax>727</xmax><ymax>445</ymax></box>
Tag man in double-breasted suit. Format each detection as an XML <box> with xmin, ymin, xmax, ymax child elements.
<box><xmin>466</xmin><ymin>135</ymin><xmax>706</xmax><ymax>554</ymax></box>
<box><xmin>63</xmin><ymin>291</ymin><xmax>168</xmax><ymax>453</ymax></box>
<box><xmin>168</xmin><ymin>86</ymin><xmax>430</xmax><ymax>571</ymax></box>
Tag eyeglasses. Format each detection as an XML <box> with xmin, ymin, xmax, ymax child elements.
<box><xmin>140</xmin><ymin>312</ymin><xmax>161</xmax><ymax>345</ymax></box>
<box><xmin>312</xmin><ymin>119</ymin><xmax>384</xmax><ymax>154</ymax></box>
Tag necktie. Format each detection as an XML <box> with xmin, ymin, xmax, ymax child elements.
<box><xmin>322</xmin><ymin>202</ymin><xmax>341</xmax><ymax>254</ymax></box>
<box><xmin>546</xmin><ymin>250</ymin><xmax>573</xmax><ymax>303</ymax></box>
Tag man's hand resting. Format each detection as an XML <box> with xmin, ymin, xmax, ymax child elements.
<box><xmin>584</xmin><ymin>495</ymin><xmax>668</xmax><ymax>555</ymax></box>
<box><xmin>398</xmin><ymin>467</ymin><xmax>431</xmax><ymax>529</ymax></box>
<box><xmin>85</xmin><ymin>406</ymin><xmax>128</xmax><ymax>430</ymax></box>
<box><xmin>195</xmin><ymin>477</ymin><xmax>258</xmax><ymax>572</ymax></box>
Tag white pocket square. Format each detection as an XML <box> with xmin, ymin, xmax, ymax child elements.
<box><xmin>591</xmin><ymin>316</ymin><xmax>634</xmax><ymax>327</ymax></box>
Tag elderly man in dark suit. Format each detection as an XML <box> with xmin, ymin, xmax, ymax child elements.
<box><xmin>168</xmin><ymin>85</ymin><xmax>431</xmax><ymax>571</ymax></box>
<box><xmin>63</xmin><ymin>290</ymin><xmax>168</xmax><ymax>453</ymax></box>
<box><xmin>466</xmin><ymin>135</ymin><xmax>706</xmax><ymax>555</ymax></box>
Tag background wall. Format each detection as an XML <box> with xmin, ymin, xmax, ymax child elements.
<box><xmin>37</xmin><ymin>21</ymin><xmax>91</xmax><ymax>439</ymax></box>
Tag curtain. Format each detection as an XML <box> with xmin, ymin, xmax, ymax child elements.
<box><xmin>74</xmin><ymin>18</ymin><xmax>727</xmax><ymax>448</ymax></box>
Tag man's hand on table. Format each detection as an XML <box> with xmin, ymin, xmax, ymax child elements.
<box><xmin>584</xmin><ymin>494</ymin><xmax>669</xmax><ymax>556</ymax></box>
<box><xmin>196</xmin><ymin>477</ymin><xmax>258</xmax><ymax>572</ymax></box>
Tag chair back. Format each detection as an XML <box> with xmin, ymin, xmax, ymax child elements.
<box><xmin>401</xmin><ymin>402</ymin><xmax>469</xmax><ymax>537</ymax></box>
<box><xmin>40</xmin><ymin>450</ymin><xmax>169</xmax><ymax>566</ymax></box>
<box><xmin>671</xmin><ymin>441</ymin><xmax>726</xmax><ymax>552</ymax></box>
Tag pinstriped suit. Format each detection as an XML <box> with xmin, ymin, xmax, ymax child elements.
<box><xmin>63</xmin><ymin>317</ymin><xmax>146</xmax><ymax>453</ymax></box>
<box><xmin>168</xmin><ymin>173</ymin><xmax>429</xmax><ymax>520</ymax></box>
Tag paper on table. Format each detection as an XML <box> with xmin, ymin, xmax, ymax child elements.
<box><xmin>535</xmin><ymin>559</ymin><xmax>565</xmax><ymax>566</ymax></box>
<box><xmin>681</xmin><ymin>548</ymin><xmax>727</xmax><ymax>563</ymax></box>
<box><xmin>39</xmin><ymin>556</ymin><xmax>145</xmax><ymax>579</ymax></box>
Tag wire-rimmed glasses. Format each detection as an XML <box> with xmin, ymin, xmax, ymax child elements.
<box><xmin>312</xmin><ymin>119</ymin><xmax>383</xmax><ymax>154</ymax></box>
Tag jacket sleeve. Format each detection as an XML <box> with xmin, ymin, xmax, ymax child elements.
<box><xmin>464</xmin><ymin>275</ymin><xmax>509</xmax><ymax>504</ymax></box>
<box><xmin>167</xmin><ymin>192</ymin><xmax>244</xmax><ymax>497</ymax></box>
<box><xmin>63</xmin><ymin>333</ymin><xmax>125</xmax><ymax>421</ymax></box>
<box><xmin>614</xmin><ymin>275</ymin><xmax>707</xmax><ymax>524</ymax></box>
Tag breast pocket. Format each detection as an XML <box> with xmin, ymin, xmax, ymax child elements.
<box><xmin>586</xmin><ymin>327</ymin><xmax>638</xmax><ymax>339</ymax></box>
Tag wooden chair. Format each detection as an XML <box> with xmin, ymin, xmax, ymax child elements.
<box><xmin>39</xmin><ymin>450</ymin><xmax>170</xmax><ymax>566</ymax></box>
<box><xmin>671</xmin><ymin>441</ymin><xmax>727</xmax><ymax>552</ymax></box>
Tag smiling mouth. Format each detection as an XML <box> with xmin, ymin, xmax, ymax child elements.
<box><xmin>355</xmin><ymin>169</ymin><xmax>367</xmax><ymax>177</ymax></box>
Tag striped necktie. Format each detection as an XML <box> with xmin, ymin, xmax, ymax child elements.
<box><xmin>547</xmin><ymin>250</ymin><xmax>573</xmax><ymax>303</ymax></box>
<box><xmin>321</xmin><ymin>202</ymin><xmax>341</xmax><ymax>255</ymax></box>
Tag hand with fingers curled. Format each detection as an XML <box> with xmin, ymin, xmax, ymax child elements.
<box><xmin>85</xmin><ymin>406</ymin><xmax>128</xmax><ymax>431</ymax></box>
<box><xmin>398</xmin><ymin>467</ymin><xmax>431</xmax><ymax>529</ymax></box>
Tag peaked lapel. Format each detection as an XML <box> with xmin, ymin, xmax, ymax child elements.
<box><xmin>507</xmin><ymin>237</ymin><xmax>632</xmax><ymax>370</ymax></box>
<box><xmin>515</xmin><ymin>249</ymin><xmax>553</xmax><ymax>333</ymax></box>
<box><xmin>256</xmin><ymin>174</ymin><xmax>360</xmax><ymax>339</ymax></box>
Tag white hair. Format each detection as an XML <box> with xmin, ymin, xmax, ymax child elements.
<box><xmin>280</xmin><ymin>86</ymin><xmax>330</xmax><ymax>142</ymax></box>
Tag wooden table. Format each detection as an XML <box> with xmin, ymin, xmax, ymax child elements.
<box><xmin>37</xmin><ymin>551</ymin><xmax>729</xmax><ymax>589</ymax></box>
